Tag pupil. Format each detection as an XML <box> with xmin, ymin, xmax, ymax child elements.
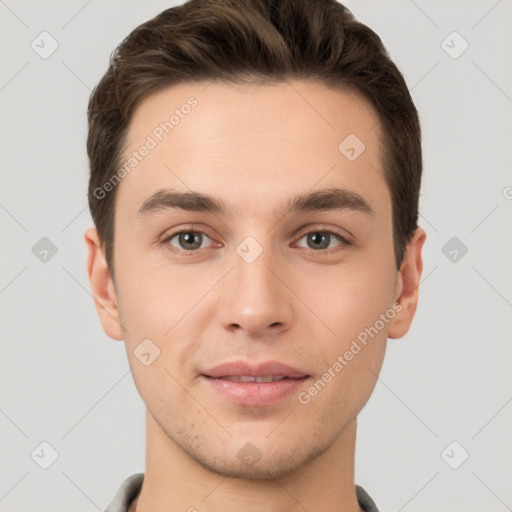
<box><xmin>181</xmin><ymin>232</ymin><xmax>200</xmax><ymax>249</ymax></box>
<box><xmin>309</xmin><ymin>233</ymin><xmax>328</xmax><ymax>250</ymax></box>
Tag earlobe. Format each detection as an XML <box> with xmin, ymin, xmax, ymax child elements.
<box><xmin>388</xmin><ymin>227</ymin><xmax>426</xmax><ymax>339</ymax></box>
<box><xmin>84</xmin><ymin>227</ymin><xmax>124</xmax><ymax>341</ymax></box>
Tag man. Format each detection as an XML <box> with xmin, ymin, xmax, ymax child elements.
<box><xmin>84</xmin><ymin>0</ymin><xmax>425</xmax><ymax>510</ymax></box>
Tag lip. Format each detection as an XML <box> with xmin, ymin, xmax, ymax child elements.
<box><xmin>202</xmin><ymin>360</ymin><xmax>309</xmax><ymax>379</ymax></box>
<box><xmin>200</xmin><ymin>360</ymin><xmax>310</xmax><ymax>406</ymax></box>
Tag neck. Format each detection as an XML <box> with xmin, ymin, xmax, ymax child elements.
<box><xmin>132</xmin><ymin>409</ymin><xmax>363</xmax><ymax>512</ymax></box>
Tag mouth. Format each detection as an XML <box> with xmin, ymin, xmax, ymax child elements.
<box><xmin>200</xmin><ymin>361</ymin><xmax>310</xmax><ymax>406</ymax></box>
<box><xmin>203</xmin><ymin>375</ymin><xmax>308</xmax><ymax>383</ymax></box>
<box><xmin>201</xmin><ymin>359</ymin><xmax>309</xmax><ymax>379</ymax></box>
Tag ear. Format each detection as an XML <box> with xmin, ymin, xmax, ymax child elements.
<box><xmin>84</xmin><ymin>226</ymin><xmax>124</xmax><ymax>341</ymax></box>
<box><xmin>388</xmin><ymin>227</ymin><xmax>426</xmax><ymax>339</ymax></box>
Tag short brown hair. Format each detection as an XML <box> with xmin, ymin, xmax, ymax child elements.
<box><xmin>87</xmin><ymin>0</ymin><xmax>422</xmax><ymax>276</ymax></box>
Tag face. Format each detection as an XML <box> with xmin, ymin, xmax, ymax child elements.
<box><xmin>86</xmin><ymin>80</ymin><xmax>423</xmax><ymax>479</ymax></box>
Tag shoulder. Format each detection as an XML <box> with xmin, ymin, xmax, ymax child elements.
<box><xmin>104</xmin><ymin>473</ymin><xmax>144</xmax><ymax>512</ymax></box>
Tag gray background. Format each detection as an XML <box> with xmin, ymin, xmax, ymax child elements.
<box><xmin>1</xmin><ymin>1</ymin><xmax>511</xmax><ymax>511</ymax></box>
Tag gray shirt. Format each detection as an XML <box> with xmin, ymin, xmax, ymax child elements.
<box><xmin>104</xmin><ymin>473</ymin><xmax>380</xmax><ymax>512</ymax></box>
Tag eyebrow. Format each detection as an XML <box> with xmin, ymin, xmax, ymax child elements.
<box><xmin>136</xmin><ymin>187</ymin><xmax>374</xmax><ymax>218</ymax></box>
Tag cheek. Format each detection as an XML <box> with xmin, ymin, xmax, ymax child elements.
<box><xmin>115</xmin><ymin>265</ymin><xmax>213</xmax><ymax>400</ymax></box>
<box><xmin>300</xmin><ymin>261</ymin><xmax>394</xmax><ymax>406</ymax></box>
<box><xmin>321</xmin><ymin>340</ymin><xmax>385</xmax><ymax>424</ymax></box>
<box><xmin>308</xmin><ymin>261</ymin><xmax>396</xmax><ymax>343</ymax></box>
<box><xmin>299</xmin><ymin>271</ymin><xmax>390</xmax><ymax>419</ymax></box>
<box><xmin>115</xmin><ymin>257</ymin><xmax>207</xmax><ymax>338</ymax></box>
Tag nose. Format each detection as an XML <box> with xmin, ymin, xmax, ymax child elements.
<box><xmin>217</xmin><ymin>240</ymin><xmax>294</xmax><ymax>338</ymax></box>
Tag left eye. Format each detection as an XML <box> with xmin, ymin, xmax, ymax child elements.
<box><xmin>295</xmin><ymin>231</ymin><xmax>348</xmax><ymax>251</ymax></box>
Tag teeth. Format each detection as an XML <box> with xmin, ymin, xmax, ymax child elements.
<box><xmin>220</xmin><ymin>375</ymin><xmax>288</xmax><ymax>383</ymax></box>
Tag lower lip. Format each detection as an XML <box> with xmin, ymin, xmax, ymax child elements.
<box><xmin>201</xmin><ymin>375</ymin><xmax>309</xmax><ymax>406</ymax></box>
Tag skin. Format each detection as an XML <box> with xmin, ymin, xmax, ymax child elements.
<box><xmin>85</xmin><ymin>80</ymin><xmax>425</xmax><ymax>512</ymax></box>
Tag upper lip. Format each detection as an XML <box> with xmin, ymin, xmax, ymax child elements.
<box><xmin>202</xmin><ymin>360</ymin><xmax>309</xmax><ymax>379</ymax></box>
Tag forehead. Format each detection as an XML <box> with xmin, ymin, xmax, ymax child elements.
<box><xmin>126</xmin><ymin>79</ymin><xmax>381</xmax><ymax>152</ymax></box>
<box><xmin>116</xmin><ymin>80</ymin><xmax>387</xmax><ymax>220</ymax></box>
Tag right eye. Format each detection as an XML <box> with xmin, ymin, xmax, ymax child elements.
<box><xmin>162</xmin><ymin>230</ymin><xmax>215</xmax><ymax>252</ymax></box>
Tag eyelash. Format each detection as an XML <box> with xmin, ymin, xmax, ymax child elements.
<box><xmin>160</xmin><ymin>226</ymin><xmax>352</xmax><ymax>255</ymax></box>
